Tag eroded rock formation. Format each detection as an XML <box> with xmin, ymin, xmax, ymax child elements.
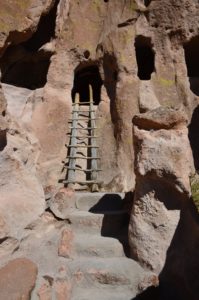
<box><xmin>129</xmin><ymin>107</ymin><xmax>199</xmax><ymax>299</ymax></box>
<box><xmin>0</xmin><ymin>0</ymin><xmax>199</xmax><ymax>299</ymax></box>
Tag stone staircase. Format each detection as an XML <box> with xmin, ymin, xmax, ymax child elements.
<box><xmin>65</xmin><ymin>192</ymin><xmax>148</xmax><ymax>300</ymax></box>
<box><xmin>16</xmin><ymin>192</ymin><xmax>150</xmax><ymax>299</ymax></box>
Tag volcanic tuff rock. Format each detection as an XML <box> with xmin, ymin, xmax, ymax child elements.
<box><xmin>129</xmin><ymin>107</ymin><xmax>194</xmax><ymax>272</ymax></box>
<box><xmin>0</xmin><ymin>258</ymin><xmax>37</xmax><ymax>300</ymax></box>
<box><xmin>0</xmin><ymin>0</ymin><xmax>199</xmax><ymax>299</ymax></box>
<box><xmin>128</xmin><ymin>107</ymin><xmax>199</xmax><ymax>299</ymax></box>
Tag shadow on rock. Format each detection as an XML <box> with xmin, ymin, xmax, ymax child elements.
<box><xmin>89</xmin><ymin>192</ymin><xmax>134</xmax><ymax>257</ymax></box>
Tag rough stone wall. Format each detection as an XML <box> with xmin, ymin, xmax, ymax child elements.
<box><xmin>129</xmin><ymin>107</ymin><xmax>199</xmax><ymax>299</ymax></box>
<box><xmin>1</xmin><ymin>0</ymin><xmax>199</xmax><ymax>191</ymax></box>
<box><xmin>0</xmin><ymin>1</ymin><xmax>199</xmax><ymax>299</ymax></box>
<box><xmin>44</xmin><ymin>0</ymin><xmax>199</xmax><ymax>190</ymax></box>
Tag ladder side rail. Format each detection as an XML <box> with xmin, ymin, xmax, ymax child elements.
<box><xmin>67</xmin><ymin>95</ymin><xmax>79</xmax><ymax>187</ymax></box>
<box><xmin>89</xmin><ymin>85</ymin><xmax>99</xmax><ymax>191</ymax></box>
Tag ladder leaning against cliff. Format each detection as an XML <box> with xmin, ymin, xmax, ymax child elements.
<box><xmin>64</xmin><ymin>85</ymin><xmax>101</xmax><ymax>191</ymax></box>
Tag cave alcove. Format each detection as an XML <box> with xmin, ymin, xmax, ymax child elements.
<box><xmin>0</xmin><ymin>0</ymin><xmax>59</xmax><ymax>90</ymax></box>
<box><xmin>135</xmin><ymin>35</ymin><xmax>155</xmax><ymax>80</ymax></box>
<box><xmin>72</xmin><ymin>65</ymin><xmax>103</xmax><ymax>105</ymax></box>
<box><xmin>188</xmin><ymin>105</ymin><xmax>199</xmax><ymax>171</ymax></box>
<box><xmin>184</xmin><ymin>36</ymin><xmax>199</xmax><ymax>96</ymax></box>
<box><xmin>0</xmin><ymin>130</ymin><xmax>7</xmax><ymax>151</ymax></box>
<box><xmin>144</xmin><ymin>0</ymin><xmax>152</xmax><ymax>7</ymax></box>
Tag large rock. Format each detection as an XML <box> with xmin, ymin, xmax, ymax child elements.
<box><xmin>0</xmin><ymin>0</ymin><xmax>55</xmax><ymax>54</ymax></box>
<box><xmin>159</xmin><ymin>206</ymin><xmax>199</xmax><ymax>300</ymax></box>
<box><xmin>129</xmin><ymin>107</ymin><xmax>194</xmax><ymax>273</ymax></box>
<box><xmin>0</xmin><ymin>258</ymin><xmax>37</xmax><ymax>300</ymax></box>
<box><xmin>0</xmin><ymin>151</ymin><xmax>45</xmax><ymax>239</ymax></box>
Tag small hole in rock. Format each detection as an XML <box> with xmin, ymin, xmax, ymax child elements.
<box><xmin>84</xmin><ymin>50</ymin><xmax>90</xmax><ymax>59</ymax></box>
<box><xmin>184</xmin><ymin>36</ymin><xmax>199</xmax><ymax>96</ymax></box>
<box><xmin>0</xmin><ymin>130</ymin><xmax>7</xmax><ymax>151</ymax></box>
<box><xmin>144</xmin><ymin>0</ymin><xmax>152</xmax><ymax>7</ymax></box>
<box><xmin>2</xmin><ymin>111</ymin><xmax>6</xmax><ymax>117</ymax></box>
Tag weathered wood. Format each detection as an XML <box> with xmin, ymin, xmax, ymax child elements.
<box><xmin>64</xmin><ymin>167</ymin><xmax>102</xmax><ymax>172</ymax></box>
<box><xmin>66</xmin><ymin>156</ymin><xmax>100</xmax><ymax>159</ymax></box>
<box><xmin>89</xmin><ymin>85</ymin><xmax>99</xmax><ymax>192</ymax></box>
<box><xmin>72</xmin><ymin>101</ymin><xmax>93</xmax><ymax>105</ymax></box>
<box><xmin>66</xmin><ymin>145</ymin><xmax>99</xmax><ymax>148</ymax></box>
<box><xmin>63</xmin><ymin>180</ymin><xmax>101</xmax><ymax>184</ymax></box>
<box><xmin>67</xmin><ymin>135</ymin><xmax>99</xmax><ymax>138</ymax></box>
<box><xmin>65</xmin><ymin>86</ymin><xmax>101</xmax><ymax>190</ymax></box>
<box><xmin>69</xmin><ymin>127</ymin><xmax>97</xmax><ymax>130</ymax></box>
<box><xmin>67</xmin><ymin>94</ymin><xmax>79</xmax><ymax>187</ymax></box>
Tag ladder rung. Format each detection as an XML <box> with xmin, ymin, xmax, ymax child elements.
<box><xmin>69</xmin><ymin>127</ymin><xmax>97</xmax><ymax>130</ymax></box>
<box><xmin>63</xmin><ymin>180</ymin><xmax>101</xmax><ymax>184</ymax></box>
<box><xmin>66</xmin><ymin>156</ymin><xmax>100</xmax><ymax>159</ymax></box>
<box><xmin>66</xmin><ymin>145</ymin><xmax>99</xmax><ymax>148</ymax></box>
<box><xmin>72</xmin><ymin>102</ymin><xmax>93</xmax><ymax>105</ymax></box>
<box><xmin>68</xmin><ymin>118</ymin><xmax>98</xmax><ymax>121</ymax></box>
<box><xmin>72</xmin><ymin>110</ymin><xmax>96</xmax><ymax>113</ymax></box>
<box><xmin>65</xmin><ymin>167</ymin><xmax>102</xmax><ymax>172</ymax></box>
<box><xmin>67</xmin><ymin>135</ymin><xmax>99</xmax><ymax>138</ymax></box>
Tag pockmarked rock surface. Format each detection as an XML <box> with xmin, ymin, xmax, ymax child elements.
<box><xmin>0</xmin><ymin>258</ymin><xmax>37</xmax><ymax>300</ymax></box>
<box><xmin>0</xmin><ymin>151</ymin><xmax>45</xmax><ymax>239</ymax></box>
<box><xmin>129</xmin><ymin>107</ymin><xmax>194</xmax><ymax>273</ymax></box>
<box><xmin>0</xmin><ymin>1</ymin><xmax>199</xmax><ymax>299</ymax></box>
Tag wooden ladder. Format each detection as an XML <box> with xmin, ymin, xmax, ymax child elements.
<box><xmin>64</xmin><ymin>85</ymin><xmax>101</xmax><ymax>191</ymax></box>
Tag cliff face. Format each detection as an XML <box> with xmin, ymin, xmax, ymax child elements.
<box><xmin>0</xmin><ymin>0</ymin><xmax>199</xmax><ymax>299</ymax></box>
<box><xmin>1</xmin><ymin>0</ymin><xmax>199</xmax><ymax>191</ymax></box>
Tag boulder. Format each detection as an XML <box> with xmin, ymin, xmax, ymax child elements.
<box><xmin>129</xmin><ymin>107</ymin><xmax>194</xmax><ymax>273</ymax></box>
<box><xmin>0</xmin><ymin>152</ymin><xmax>45</xmax><ymax>239</ymax></box>
<box><xmin>0</xmin><ymin>258</ymin><xmax>38</xmax><ymax>300</ymax></box>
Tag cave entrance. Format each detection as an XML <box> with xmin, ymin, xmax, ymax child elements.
<box><xmin>144</xmin><ymin>0</ymin><xmax>152</xmax><ymax>7</ymax></box>
<box><xmin>189</xmin><ymin>105</ymin><xmax>199</xmax><ymax>171</ymax></box>
<box><xmin>72</xmin><ymin>65</ymin><xmax>103</xmax><ymax>105</ymax></box>
<box><xmin>0</xmin><ymin>0</ymin><xmax>59</xmax><ymax>90</ymax></box>
<box><xmin>135</xmin><ymin>36</ymin><xmax>155</xmax><ymax>80</ymax></box>
<box><xmin>184</xmin><ymin>36</ymin><xmax>199</xmax><ymax>96</ymax></box>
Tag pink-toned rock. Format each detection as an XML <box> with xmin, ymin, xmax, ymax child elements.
<box><xmin>50</xmin><ymin>189</ymin><xmax>76</xmax><ymax>219</ymax></box>
<box><xmin>37</xmin><ymin>279</ymin><xmax>52</xmax><ymax>300</ymax></box>
<box><xmin>133</xmin><ymin>107</ymin><xmax>188</xmax><ymax>130</ymax></box>
<box><xmin>138</xmin><ymin>274</ymin><xmax>159</xmax><ymax>292</ymax></box>
<box><xmin>0</xmin><ymin>214</ymin><xmax>9</xmax><ymax>239</ymax></box>
<box><xmin>129</xmin><ymin>107</ymin><xmax>194</xmax><ymax>273</ymax></box>
<box><xmin>58</xmin><ymin>228</ymin><xmax>74</xmax><ymax>258</ymax></box>
<box><xmin>0</xmin><ymin>152</ymin><xmax>45</xmax><ymax>239</ymax></box>
<box><xmin>0</xmin><ymin>258</ymin><xmax>38</xmax><ymax>300</ymax></box>
<box><xmin>54</xmin><ymin>279</ymin><xmax>72</xmax><ymax>300</ymax></box>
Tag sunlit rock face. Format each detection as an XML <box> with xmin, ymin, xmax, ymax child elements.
<box><xmin>129</xmin><ymin>107</ymin><xmax>199</xmax><ymax>300</ymax></box>
<box><xmin>1</xmin><ymin>0</ymin><xmax>199</xmax><ymax>191</ymax></box>
<box><xmin>0</xmin><ymin>1</ymin><xmax>199</xmax><ymax>299</ymax></box>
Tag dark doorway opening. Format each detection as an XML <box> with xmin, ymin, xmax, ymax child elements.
<box><xmin>22</xmin><ymin>0</ymin><xmax>59</xmax><ymax>51</ymax></box>
<box><xmin>0</xmin><ymin>130</ymin><xmax>7</xmax><ymax>152</ymax></box>
<box><xmin>184</xmin><ymin>36</ymin><xmax>199</xmax><ymax>96</ymax></box>
<box><xmin>144</xmin><ymin>0</ymin><xmax>152</xmax><ymax>7</ymax></box>
<box><xmin>72</xmin><ymin>65</ymin><xmax>103</xmax><ymax>105</ymax></box>
<box><xmin>135</xmin><ymin>36</ymin><xmax>155</xmax><ymax>80</ymax></box>
<box><xmin>0</xmin><ymin>0</ymin><xmax>59</xmax><ymax>90</ymax></box>
<box><xmin>0</xmin><ymin>46</ymin><xmax>52</xmax><ymax>90</ymax></box>
<box><xmin>188</xmin><ymin>105</ymin><xmax>199</xmax><ymax>171</ymax></box>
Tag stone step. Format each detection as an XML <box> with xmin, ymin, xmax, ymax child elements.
<box><xmin>75</xmin><ymin>192</ymin><xmax>125</xmax><ymax>213</ymax></box>
<box><xmin>68</xmin><ymin>210</ymin><xmax>129</xmax><ymax>236</ymax></box>
<box><xmin>71</xmin><ymin>286</ymin><xmax>136</xmax><ymax>300</ymax></box>
<box><xmin>74</xmin><ymin>233</ymin><xmax>125</xmax><ymax>258</ymax></box>
<box><xmin>67</xmin><ymin>257</ymin><xmax>145</xmax><ymax>289</ymax></box>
